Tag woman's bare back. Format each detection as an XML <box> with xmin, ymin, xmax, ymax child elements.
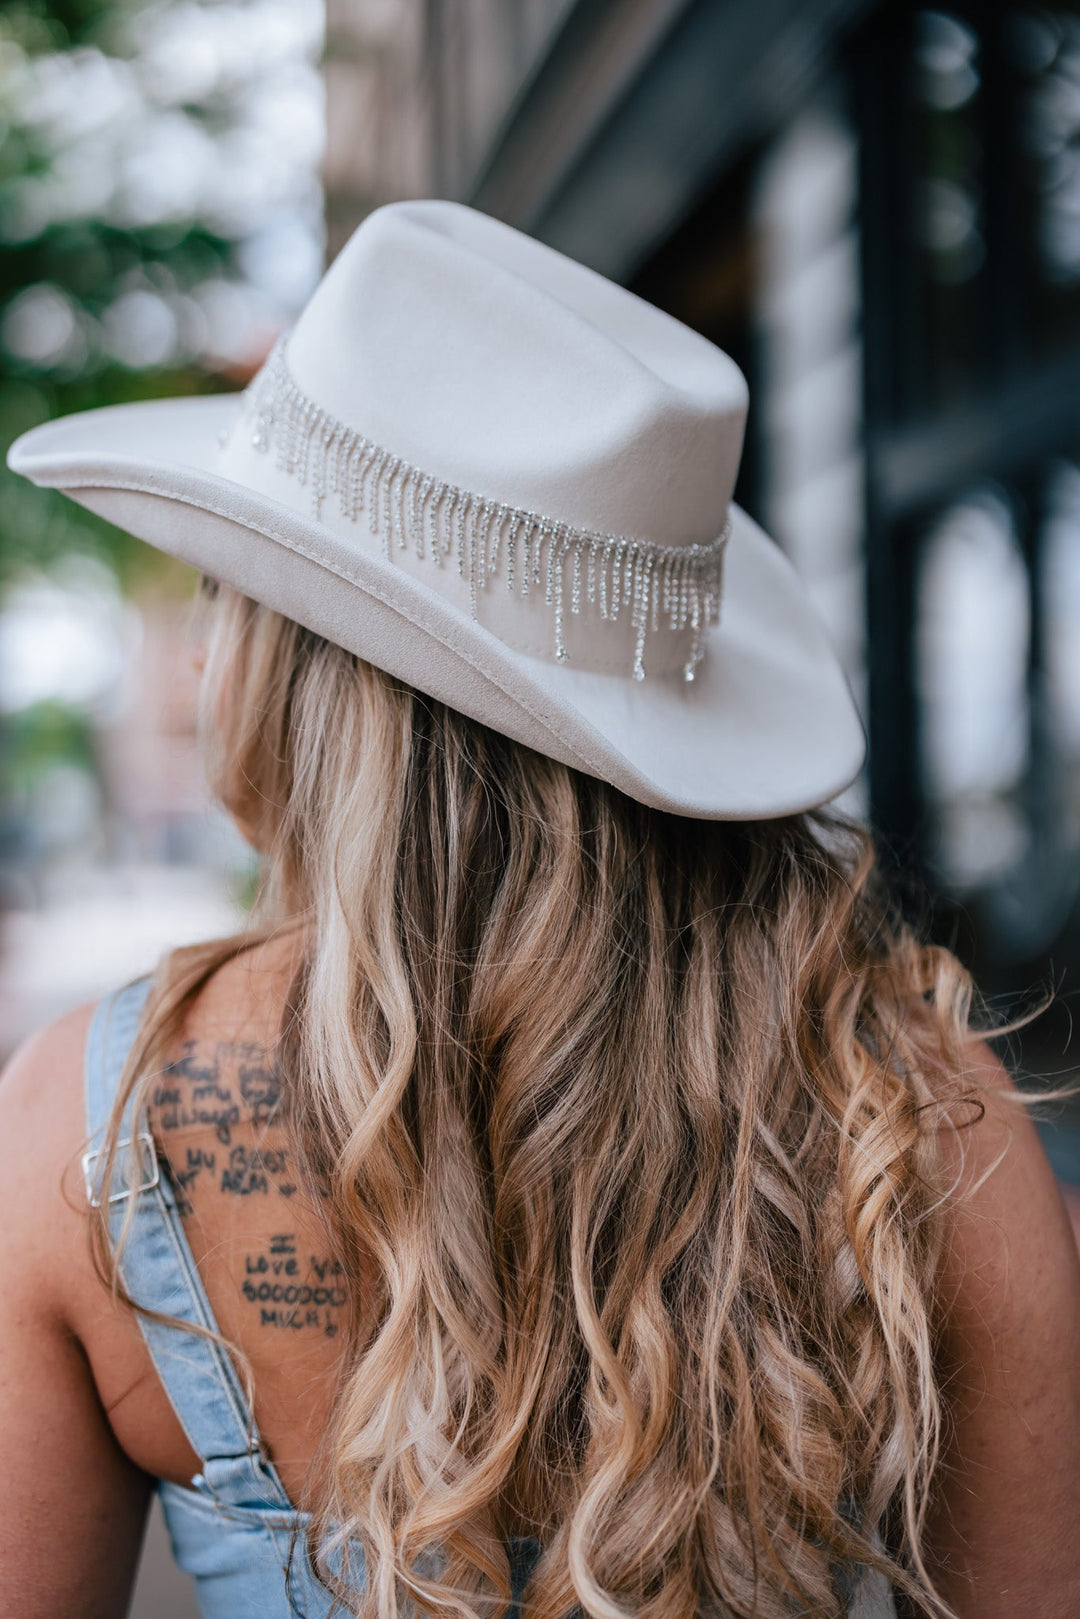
<box><xmin>1</xmin><ymin>934</ymin><xmax>1079</xmax><ymax>1617</ymax></box>
<box><xmin>74</xmin><ymin>933</ymin><xmax>345</xmax><ymax>1509</ymax></box>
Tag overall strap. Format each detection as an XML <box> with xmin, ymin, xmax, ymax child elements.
<box><xmin>83</xmin><ymin>979</ymin><xmax>293</xmax><ymax>1512</ymax></box>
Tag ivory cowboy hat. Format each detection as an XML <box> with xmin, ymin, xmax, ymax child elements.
<box><xmin>8</xmin><ymin>199</ymin><xmax>864</xmax><ymax>819</ymax></box>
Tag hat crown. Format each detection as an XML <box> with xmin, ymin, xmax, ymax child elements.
<box><xmin>283</xmin><ymin>200</ymin><xmax>748</xmax><ymax>546</ymax></box>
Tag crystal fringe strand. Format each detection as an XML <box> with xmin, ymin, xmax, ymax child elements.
<box><xmin>240</xmin><ymin>339</ymin><xmax>731</xmax><ymax>682</ymax></box>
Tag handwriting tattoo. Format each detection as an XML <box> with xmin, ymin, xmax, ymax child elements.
<box><xmin>238</xmin><ymin>1059</ymin><xmax>281</xmax><ymax>1126</ymax></box>
<box><xmin>151</xmin><ymin>1037</ymin><xmax>345</xmax><ymax>1333</ymax></box>
<box><xmin>242</xmin><ymin>1233</ymin><xmax>346</xmax><ymax>1337</ymax></box>
<box><xmin>151</xmin><ymin>1040</ymin><xmax>296</xmax><ymax>1196</ymax></box>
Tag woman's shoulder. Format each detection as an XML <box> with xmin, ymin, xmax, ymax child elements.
<box><xmin>174</xmin><ymin>926</ymin><xmax>307</xmax><ymax>1047</ymax></box>
<box><xmin>0</xmin><ymin>994</ymin><xmax>96</xmax><ymax>1113</ymax></box>
<box><xmin>0</xmin><ymin>929</ymin><xmax>304</xmax><ymax>1318</ymax></box>
<box><xmin>0</xmin><ymin>935</ymin><xmax>342</xmax><ymax>1503</ymax></box>
<box><xmin>0</xmin><ymin>998</ymin><xmax>98</xmax><ymax>1318</ymax></box>
<box><xmin>937</xmin><ymin>1038</ymin><xmax>1078</xmax><ymax>1291</ymax></box>
<box><xmin>0</xmin><ymin>998</ymin><xmax>157</xmax><ymax>1614</ymax></box>
<box><xmin>934</xmin><ymin>1038</ymin><xmax>1080</xmax><ymax>1392</ymax></box>
<box><xmin>923</xmin><ymin>1038</ymin><xmax>1080</xmax><ymax>1614</ymax></box>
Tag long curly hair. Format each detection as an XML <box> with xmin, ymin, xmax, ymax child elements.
<box><xmin>96</xmin><ymin>584</ymin><xmax>985</xmax><ymax>1619</ymax></box>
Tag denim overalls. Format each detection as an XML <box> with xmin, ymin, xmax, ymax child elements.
<box><xmin>85</xmin><ymin>978</ymin><xmax>894</xmax><ymax>1618</ymax></box>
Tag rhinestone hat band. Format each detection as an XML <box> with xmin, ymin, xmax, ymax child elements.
<box><xmin>238</xmin><ymin>338</ymin><xmax>731</xmax><ymax>681</ymax></box>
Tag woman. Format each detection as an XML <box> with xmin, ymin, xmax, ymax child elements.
<box><xmin>1</xmin><ymin>201</ymin><xmax>1078</xmax><ymax>1619</ymax></box>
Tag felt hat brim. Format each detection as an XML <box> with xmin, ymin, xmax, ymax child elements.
<box><xmin>8</xmin><ymin>394</ymin><xmax>865</xmax><ymax>819</ymax></box>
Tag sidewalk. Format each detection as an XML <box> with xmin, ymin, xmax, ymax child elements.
<box><xmin>131</xmin><ymin>1500</ymin><xmax>199</xmax><ymax>1619</ymax></box>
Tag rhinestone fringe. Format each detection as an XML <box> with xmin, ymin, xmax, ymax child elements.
<box><xmin>239</xmin><ymin>338</ymin><xmax>731</xmax><ymax>681</ymax></box>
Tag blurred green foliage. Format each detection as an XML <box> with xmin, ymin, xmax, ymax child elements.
<box><xmin>2</xmin><ymin>0</ymin><xmax>125</xmax><ymax>52</ymax></box>
<box><xmin>0</xmin><ymin>0</ymin><xmax>238</xmax><ymax>596</ymax></box>
<box><xmin>0</xmin><ymin>695</ymin><xmax>101</xmax><ymax>873</ymax></box>
<box><xmin>0</xmin><ymin>0</ymin><xmax>245</xmax><ymax>856</ymax></box>
<box><xmin>3</xmin><ymin>696</ymin><xmax>97</xmax><ymax>789</ymax></box>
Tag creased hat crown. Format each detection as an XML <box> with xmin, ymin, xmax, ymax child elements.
<box><xmin>217</xmin><ymin>200</ymin><xmax>749</xmax><ymax>682</ymax></box>
<box><xmin>284</xmin><ymin>200</ymin><xmax>748</xmax><ymax>543</ymax></box>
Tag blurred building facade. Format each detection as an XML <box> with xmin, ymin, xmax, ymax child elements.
<box><xmin>322</xmin><ymin>0</ymin><xmax>574</xmax><ymax>253</ymax></box>
<box><xmin>325</xmin><ymin>0</ymin><xmax>1080</xmax><ymax>1038</ymax></box>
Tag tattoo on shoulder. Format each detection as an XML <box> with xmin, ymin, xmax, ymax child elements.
<box><xmin>156</xmin><ymin>1041</ymin><xmax>282</xmax><ymax>1127</ymax></box>
<box><xmin>220</xmin><ymin>1142</ymin><xmax>294</xmax><ymax>1197</ymax></box>
<box><xmin>237</xmin><ymin>1058</ymin><xmax>281</xmax><ymax>1125</ymax></box>
<box><xmin>241</xmin><ymin>1232</ymin><xmax>346</xmax><ymax>1338</ymax></box>
<box><xmin>153</xmin><ymin>1040</ymin><xmax>298</xmax><ymax>1202</ymax></box>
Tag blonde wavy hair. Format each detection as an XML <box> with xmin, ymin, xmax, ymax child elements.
<box><xmin>96</xmin><ymin>584</ymin><xmax>987</xmax><ymax>1619</ymax></box>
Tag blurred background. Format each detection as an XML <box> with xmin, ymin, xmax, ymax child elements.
<box><xmin>3</xmin><ymin>0</ymin><xmax>1080</xmax><ymax>1609</ymax></box>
